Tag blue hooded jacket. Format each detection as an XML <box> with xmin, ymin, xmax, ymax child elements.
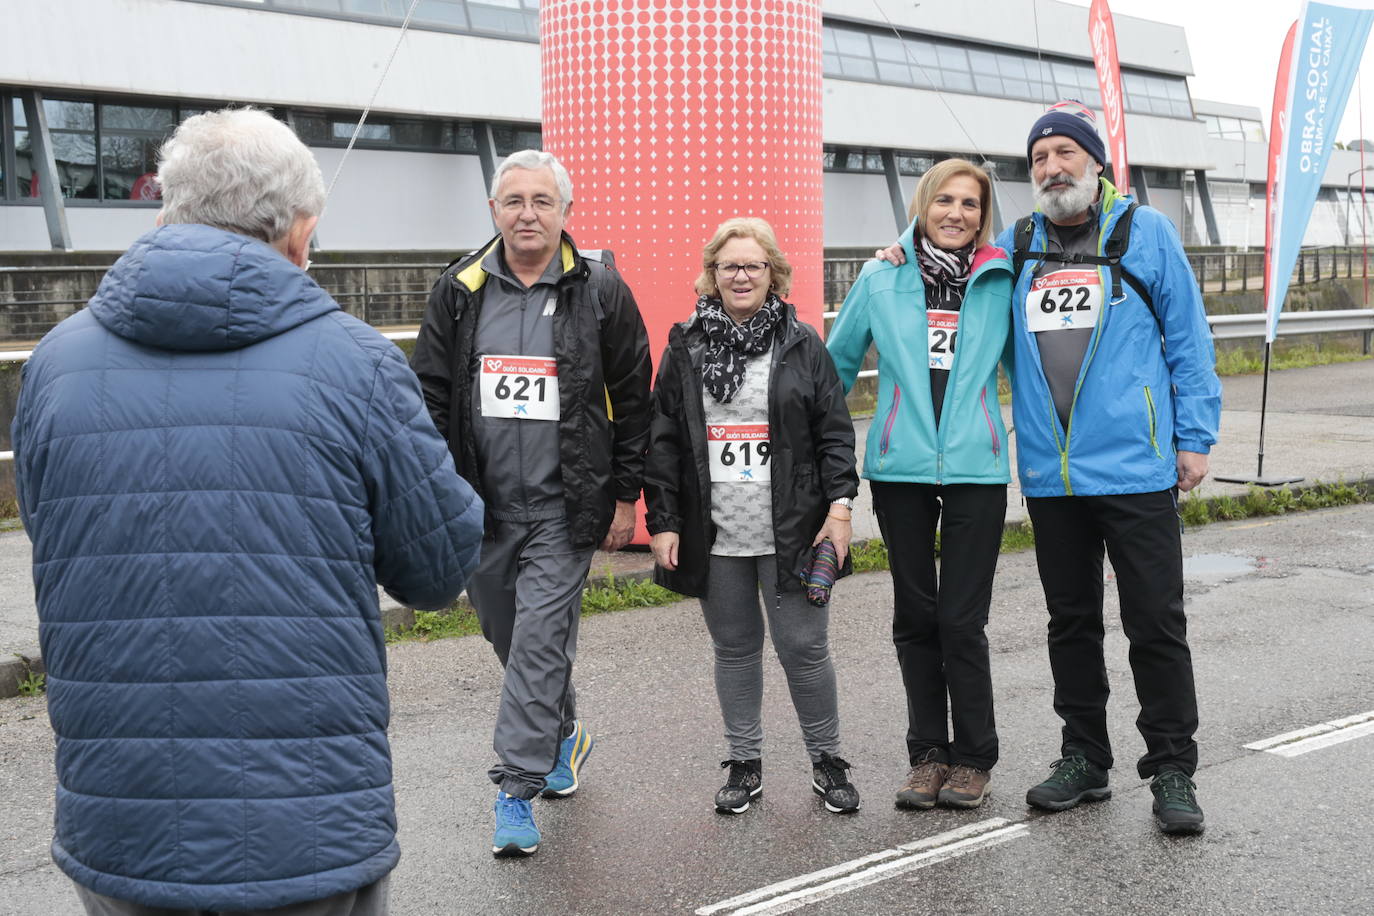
<box><xmin>12</xmin><ymin>224</ymin><xmax>484</xmax><ymax>911</ymax></box>
<box><xmin>994</xmin><ymin>181</ymin><xmax>1222</xmax><ymax>497</ymax></box>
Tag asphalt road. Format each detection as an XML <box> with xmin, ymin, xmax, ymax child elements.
<box><xmin>2</xmin><ymin>502</ymin><xmax>1372</xmax><ymax>915</ymax></box>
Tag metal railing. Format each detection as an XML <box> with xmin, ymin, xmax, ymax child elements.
<box><xmin>1186</xmin><ymin>245</ymin><xmax>1374</xmax><ymax>294</ymax></box>
<box><xmin>4</xmin><ymin>248</ymin><xmax>1374</xmax><ymax>345</ymax></box>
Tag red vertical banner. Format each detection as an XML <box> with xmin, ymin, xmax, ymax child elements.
<box><xmin>1264</xmin><ymin>22</ymin><xmax>1298</xmax><ymax>312</ymax></box>
<box><xmin>540</xmin><ymin>0</ymin><xmax>825</xmax><ymax>363</ymax></box>
<box><xmin>1088</xmin><ymin>0</ymin><xmax>1129</xmax><ymax>195</ymax></box>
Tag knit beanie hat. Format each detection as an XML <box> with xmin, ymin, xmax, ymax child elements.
<box><xmin>1027</xmin><ymin>100</ymin><xmax>1106</xmax><ymax>167</ymax></box>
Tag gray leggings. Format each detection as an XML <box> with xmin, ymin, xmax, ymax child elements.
<box><xmin>699</xmin><ymin>554</ymin><xmax>841</xmax><ymax>763</ymax></box>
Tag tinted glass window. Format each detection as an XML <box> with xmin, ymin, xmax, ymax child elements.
<box><xmin>101</xmin><ymin>103</ymin><xmax>175</xmax><ymax>200</ymax></box>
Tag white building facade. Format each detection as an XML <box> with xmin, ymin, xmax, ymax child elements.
<box><xmin>1</xmin><ymin>0</ymin><xmax>1369</xmax><ymax>252</ymax></box>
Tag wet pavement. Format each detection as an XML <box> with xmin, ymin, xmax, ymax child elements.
<box><xmin>2</xmin><ymin>500</ymin><xmax>1372</xmax><ymax>914</ymax></box>
<box><xmin>3</xmin><ymin>359</ymin><xmax>1372</xmax><ymax>669</ymax></box>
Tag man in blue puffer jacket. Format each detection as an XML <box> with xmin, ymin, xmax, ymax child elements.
<box><xmin>12</xmin><ymin>109</ymin><xmax>485</xmax><ymax>915</ymax></box>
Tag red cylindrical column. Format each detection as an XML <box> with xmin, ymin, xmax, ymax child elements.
<box><xmin>541</xmin><ymin>0</ymin><xmax>824</xmax><ymax>357</ymax></box>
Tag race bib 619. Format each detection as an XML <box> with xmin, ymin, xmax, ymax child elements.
<box><xmin>707</xmin><ymin>424</ymin><xmax>771</xmax><ymax>483</ymax></box>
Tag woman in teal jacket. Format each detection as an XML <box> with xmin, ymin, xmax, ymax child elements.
<box><xmin>827</xmin><ymin>159</ymin><xmax>1012</xmax><ymax>812</ymax></box>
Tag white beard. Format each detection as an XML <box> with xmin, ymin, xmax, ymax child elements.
<box><xmin>1034</xmin><ymin>169</ymin><xmax>1100</xmax><ymax>224</ymax></box>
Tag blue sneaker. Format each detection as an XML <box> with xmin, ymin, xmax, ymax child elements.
<box><xmin>541</xmin><ymin>720</ymin><xmax>594</xmax><ymax>798</ymax></box>
<box><xmin>492</xmin><ymin>792</ymin><xmax>540</xmax><ymax>857</ymax></box>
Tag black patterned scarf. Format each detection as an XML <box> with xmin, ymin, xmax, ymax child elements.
<box><xmin>695</xmin><ymin>293</ymin><xmax>785</xmax><ymax>403</ymax></box>
<box><xmin>915</xmin><ymin>235</ymin><xmax>976</xmax><ymax>310</ymax></box>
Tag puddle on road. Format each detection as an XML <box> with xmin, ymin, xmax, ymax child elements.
<box><xmin>1183</xmin><ymin>553</ymin><xmax>1258</xmax><ymax>580</ymax></box>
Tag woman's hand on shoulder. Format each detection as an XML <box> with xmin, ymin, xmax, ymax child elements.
<box><xmin>651</xmin><ymin>531</ymin><xmax>680</xmax><ymax>571</ymax></box>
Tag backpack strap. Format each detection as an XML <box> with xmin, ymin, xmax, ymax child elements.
<box><xmin>1010</xmin><ymin>215</ymin><xmax>1037</xmax><ymax>280</ymax></box>
<box><xmin>1016</xmin><ymin>204</ymin><xmax>1160</xmax><ymax>336</ymax></box>
<box><xmin>580</xmin><ymin>248</ymin><xmax>614</xmax><ymax>323</ymax></box>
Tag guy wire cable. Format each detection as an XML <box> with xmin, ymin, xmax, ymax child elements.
<box><xmin>867</xmin><ymin>0</ymin><xmax>1015</xmax><ymax>210</ymax></box>
<box><xmin>1031</xmin><ymin>0</ymin><xmax>1046</xmax><ymax>103</ymax></box>
<box><xmin>324</xmin><ymin>0</ymin><xmax>425</xmax><ymax>205</ymax></box>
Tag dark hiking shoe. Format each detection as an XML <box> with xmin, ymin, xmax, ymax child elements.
<box><xmin>895</xmin><ymin>748</ymin><xmax>949</xmax><ymax>810</ymax></box>
<box><xmin>1025</xmin><ymin>755</ymin><xmax>1111</xmax><ymax>811</ymax></box>
<box><xmin>715</xmin><ymin>759</ymin><xmax>762</xmax><ymax>814</ymax></box>
<box><xmin>812</xmin><ymin>752</ymin><xmax>861</xmax><ymax>813</ymax></box>
<box><xmin>939</xmin><ymin>764</ymin><xmax>992</xmax><ymax>808</ymax></box>
<box><xmin>1151</xmin><ymin>768</ymin><xmax>1205</xmax><ymax>835</ymax></box>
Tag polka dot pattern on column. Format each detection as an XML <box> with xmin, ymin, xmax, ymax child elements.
<box><xmin>541</xmin><ymin>0</ymin><xmax>824</xmax><ymax>358</ymax></box>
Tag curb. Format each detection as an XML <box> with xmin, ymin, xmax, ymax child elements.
<box><xmin>0</xmin><ymin>653</ymin><xmax>45</xmax><ymax>700</ymax></box>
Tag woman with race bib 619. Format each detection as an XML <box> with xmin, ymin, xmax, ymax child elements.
<box><xmin>827</xmin><ymin>159</ymin><xmax>1013</xmax><ymax>812</ymax></box>
<box><xmin>645</xmin><ymin>217</ymin><xmax>862</xmax><ymax>816</ymax></box>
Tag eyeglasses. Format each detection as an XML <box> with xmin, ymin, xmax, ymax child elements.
<box><xmin>498</xmin><ymin>195</ymin><xmax>561</xmax><ymax>213</ymax></box>
<box><xmin>713</xmin><ymin>261</ymin><xmax>770</xmax><ymax>278</ymax></box>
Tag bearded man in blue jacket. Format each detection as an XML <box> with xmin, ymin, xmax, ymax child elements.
<box><xmin>1001</xmin><ymin>102</ymin><xmax>1220</xmax><ymax>835</ymax></box>
<box><xmin>12</xmin><ymin>108</ymin><xmax>485</xmax><ymax>915</ymax></box>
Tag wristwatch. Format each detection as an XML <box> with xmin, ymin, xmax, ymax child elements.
<box><xmin>830</xmin><ymin>498</ymin><xmax>855</xmax><ymax>511</ymax></box>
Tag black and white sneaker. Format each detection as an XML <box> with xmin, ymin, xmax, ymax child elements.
<box><xmin>812</xmin><ymin>752</ymin><xmax>861</xmax><ymax>813</ymax></box>
<box><xmin>715</xmin><ymin>759</ymin><xmax>763</xmax><ymax>814</ymax></box>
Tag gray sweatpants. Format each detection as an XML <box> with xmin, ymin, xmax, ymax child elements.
<box><xmin>74</xmin><ymin>876</ymin><xmax>388</xmax><ymax>916</ymax></box>
<box><xmin>469</xmin><ymin>516</ymin><xmax>595</xmax><ymax>799</ymax></box>
<box><xmin>699</xmin><ymin>554</ymin><xmax>841</xmax><ymax>763</ymax></box>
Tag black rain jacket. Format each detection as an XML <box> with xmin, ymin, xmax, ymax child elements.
<box><xmin>644</xmin><ymin>304</ymin><xmax>859</xmax><ymax>597</ymax></box>
<box><xmin>411</xmin><ymin>233</ymin><xmax>652</xmax><ymax>548</ymax></box>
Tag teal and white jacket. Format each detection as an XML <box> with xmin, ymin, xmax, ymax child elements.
<box><xmin>827</xmin><ymin>219</ymin><xmax>1013</xmax><ymax>485</ymax></box>
<box><xmin>994</xmin><ymin>179</ymin><xmax>1221</xmax><ymax>497</ymax></box>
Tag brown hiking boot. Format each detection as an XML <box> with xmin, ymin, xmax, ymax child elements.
<box><xmin>895</xmin><ymin>750</ymin><xmax>949</xmax><ymax>809</ymax></box>
<box><xmin>939</xmin><ymin>764</ymin><xmax>991</xmax><ymax>808</ymax></box>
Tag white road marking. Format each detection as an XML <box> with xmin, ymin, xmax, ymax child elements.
<box><xmin>695</xmin><ymin>819</ymin><xmax>1028</xmax><ymax>916</ymax></box>
<box><xmin>1245</xmin><ymin>710</ymin><xmax>1374</xmax><ymax>757</ymax></box>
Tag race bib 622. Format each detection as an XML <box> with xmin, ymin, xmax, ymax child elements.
<box><xmin>1025</xmin><ymin>268</ymin><xmax>1103</xmax><ymax>333</ymax></box>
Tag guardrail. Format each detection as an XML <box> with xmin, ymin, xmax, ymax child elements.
<box><xmin>3</xmin><ymin>249</ymin><xmax>1373</xmax><ymax>345</ymax></box>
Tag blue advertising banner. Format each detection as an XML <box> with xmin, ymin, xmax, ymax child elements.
<box><xmin>1267</xmin><ymin>0</ymin><xmax>1374</xmax><ymax>341</ymax></box>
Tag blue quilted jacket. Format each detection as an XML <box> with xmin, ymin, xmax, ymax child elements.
<box><xmin>12</xmin><ymin>224</ymin><xmax>484</xmax><ymax>911</ymax></box>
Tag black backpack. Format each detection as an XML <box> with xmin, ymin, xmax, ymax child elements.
<box><xmin>1011</xmin><ymin>203</ymin><xmax>1160</xmax><ymax>335</ymax></box>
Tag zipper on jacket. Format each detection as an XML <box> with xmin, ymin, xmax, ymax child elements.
<box><xmin>1143</xmin><ymin>385</ymin><xmax>1163</xmax><ymax>459</ymax></box>
<box><xmin>1049</xmin><ymin>212</ymin><xmax>1114</xmax><ymax>496</ymax></box>
<box><xmin>878</xmin><ymin>382</ymin><xmax>902</xmax><ymax>467</ymax></box>
<box><xmin>980</xmin><ymin>386</ymin><xmax>1001</xmax><ymax>458</ymax></box>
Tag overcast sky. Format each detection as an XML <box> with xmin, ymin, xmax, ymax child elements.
<box><xmin>1062</xmin><ymin>0</ymin><xmax>1374</xmax><ymax>143</ymax></box>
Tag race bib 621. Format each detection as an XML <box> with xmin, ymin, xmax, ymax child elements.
<box><xmin>479</xmin><ymin>355</ymin><xmax>559</xmax><ymax>420</ymax></box>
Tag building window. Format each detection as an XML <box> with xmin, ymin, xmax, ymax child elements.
<box><xmin>101</xmin><ymin>103</ymin><xmax>176</xmax><ymax>201</ymax></box>
<box><xmin>465</xmin><ymin>0</ymin><xmax>539</xmax><ymax>37</ymax></box>
<box><xmin>824</xmin><ymin>146</ymin><xmax>886</xmax><ymax>173</ymax></box>
<box><xmin>896</xmin><ymin>153</ymin><xmax>934</xmax><ymax>176</ymax></box>
<box><xmin>1204</xmin><ymin>115</ymin><xmax>1265</xmax><ymax>142</ymax></box>
<box><xmin>983</xmin><ymin>157</ymin><xmax>1031</xmax><ymax>183</ymax></box>
<box><xmin>1141</xmin><ymin>167</ymin><xmax>1182</xmax><ymax>190</ymax></box>
<box><xmin>820</xmin><ymin>22</ymin><xmax>1193</xmax><ymax>121</ymax></box>
<box><xmin>14</xmin><ymin>98</ymin><xmax>98</xmax><ymax>200</ymax></box>
<box><xmin>171</xmin><ymin>0</ymin><xmax>539</xmax><ymax>41</ymax></box>
<box><xmin>491</xmin><ymin>124</ymin><xmax>542</xmax><ymax>156</ymax></box>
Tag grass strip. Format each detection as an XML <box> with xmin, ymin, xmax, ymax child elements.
<box><xmin>384</xmin><ymin>479</ymin><xmax>1370</xmax><ymax>644</ymax></box>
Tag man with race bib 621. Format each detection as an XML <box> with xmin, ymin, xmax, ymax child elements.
<box><xmin>411</xmin><ymin>150</ymin><xmax>652</xmax><ymax>857</ymax></box>
<box><xmin>1003</xmin><ymin>101</ymin><xmax>1221</xmax><ymax>834</ymax></box>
